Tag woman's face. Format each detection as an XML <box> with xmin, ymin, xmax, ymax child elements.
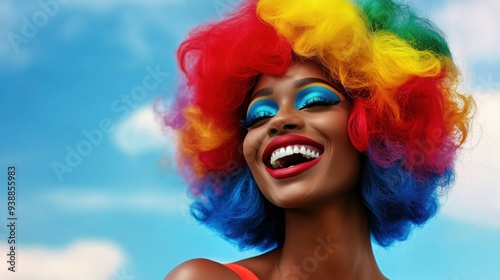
<box><xmin>242</xmin><ymin>60</ymin><xmax>362</xmax><ymax>209</ymax></box>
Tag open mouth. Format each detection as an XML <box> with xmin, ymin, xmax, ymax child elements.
<box><xmin>263</xmin><ymin>135</ymin><xmax>324</xmax><ymax>172</ymax></box>
<box><xmin>267</xmin><ymin>145</ymin><xmax>323</xmax><ymax>169</ymax></box>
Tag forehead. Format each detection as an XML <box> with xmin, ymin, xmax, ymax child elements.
<box><xmin>252</xmin><ymin>60</ymin><xmax>329</xmax><ymax>94</ymax></box>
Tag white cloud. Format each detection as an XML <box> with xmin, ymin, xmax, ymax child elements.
<box><xmin>41</xmin><ymin>188</ymin><xmax>190</xmax><ymax>215</ymax></box>
<box><xmin>442</xmin><ymin>93</ymin><xmax>500</xmax><ymax>227</ymax></box>
<box><xmin>433</xmin><ymin>0</ymin><xmax>500</xmax><ymax>62</ymax></box>
<box><xmin>0</xmin><ymin>241</ymin><xmax>124</xmax><ymax>280</ymax></box>
<box><xmin>113</xmin><ymin>105</ymin><xmax>176</xmax><ymax>155</ymax></box>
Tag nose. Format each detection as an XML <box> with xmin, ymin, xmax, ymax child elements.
<box><xmin>267</xmin><ymin>109</ymin><xmax>305</xmax><ymax>137</ymax></box>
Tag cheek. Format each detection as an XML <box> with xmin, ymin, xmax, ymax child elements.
<box><xmin>331</xmin><ymin>127</ymin><xmax>363</xmax><ymax>187</ymax></box>
<box><xmin>311</xmin><ymin>109</ymin><xmax>351</xmax><ymax>141</ymax></box>
<box><xmin>337</xmin><ymin>145</ymin><xmax>362</xmax><ymax>185</ymax></box>
<box><xmin>243</xmin><ymin>130</ymin><xmax>264</xmax><ymax>165</ymax></box>
<box><xmin>313</xmin><ymin>110</ymin><xmax>361</xmax><ymax>179</ymax></box>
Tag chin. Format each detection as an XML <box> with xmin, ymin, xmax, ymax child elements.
<box><xmin>253</xmin><ymin>164</ymin><xmax>355</xmax><ymax>210</ymax></box>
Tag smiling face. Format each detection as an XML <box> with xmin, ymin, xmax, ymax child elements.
<box><xmin>242</xmin><ymin>60</ymin><xmax>362</xmax><ymax>209</ymax></box>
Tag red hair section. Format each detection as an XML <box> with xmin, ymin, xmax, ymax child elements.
<box><xmin>176</xmin><ymin>0</ymin><xmax>292</xmax><ymax>177</ymax></box>
<box><xmin>349</xmin><ymin>68</ymin><xmax>472</xmax><ymax>178</ymax></box>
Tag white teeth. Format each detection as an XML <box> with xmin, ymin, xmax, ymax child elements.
<box><xmin>279</xmin><ymin>149</ymin><xmax>286</xmax><ymax>161</ymax></box>
<box><xmin>269</xmin><ymin>145</ymin><xmax>322</xmax><ymax>167</ymax></box>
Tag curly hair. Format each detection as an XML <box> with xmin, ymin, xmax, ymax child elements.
<box><xmin>162</xmin><ymin>0</ymin><xmax>474</xmax><ymax>249</ymax></box>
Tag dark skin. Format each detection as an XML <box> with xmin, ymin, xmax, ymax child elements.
<box><xmin>166</xmin><ymin>61</ymin><xmax>387</xmax><ymax>280</ymax></box>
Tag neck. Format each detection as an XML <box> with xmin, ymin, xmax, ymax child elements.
<box><xmin>275</xmin><ymin>192</ymin><xmax>385</xmax><ymax>280</ymax></box>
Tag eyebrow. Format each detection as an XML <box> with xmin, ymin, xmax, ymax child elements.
<box><xmin>294</xmin><ymin>77</ymin><xmax>337</xmax><ymax>89</ymax></box>
<box><xmin>250</xmin><ymin>77</ymin><xmax>343</xmax><ymax>100</ymax></box>
<box><xmin>251</xmin><ymin>87</ymin><xmax>273</xmax><ymax>100</ymax></box>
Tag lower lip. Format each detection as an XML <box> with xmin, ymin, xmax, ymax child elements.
<box><xmin>265</xmin><ymin>155</ymin><xmax>323</xmax><ymax>180</ymax></box>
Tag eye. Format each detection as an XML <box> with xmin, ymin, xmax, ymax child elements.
<box><xmin>241</xmin><ymin>98</ymin><xmax>279</xmax><ymax>129</ymax></box>
<box><xmin>295</xmin><ymin>83</ymin><xmax>343</xmax><ymax>110</ymax></box>
<box><xmin>241</xmin><ymin>111</ymin><xmax>274</xmax><ymax>128</ymax></box>
<box><xmin>300</xmin><ymin>96</ymin><xmax>339</xmax><ymax>109</ymax></box>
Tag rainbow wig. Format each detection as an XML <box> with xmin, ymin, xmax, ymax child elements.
<box><xmin>163</xmin><ymin>0</ymin><xmax>474</xmax><ymax>249</ymax></box>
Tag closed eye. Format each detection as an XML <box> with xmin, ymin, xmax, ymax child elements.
<box><xmin>295</xmin><ymin>83</ymin><xmax>343</xmax><ymax>110</ymax></box>
<box><xmin>241</xmin><ymin>111</ymin><xmax>274</xmax><ymax>128</ymax></box>
<box><xmin>300</xmin><ymin>96</ymin><xmax>340</xmax><ymax>109</ymax></box>
<box><xmin>241</xmin><ymin>98</ymin><xmax>279</xmax><ymax>129</ymax></box>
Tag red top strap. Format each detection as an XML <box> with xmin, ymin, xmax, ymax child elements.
<box><xmin>224</xmin><ymin>263</ymin><xmax>259</xmax><ymax>280</ymax></box>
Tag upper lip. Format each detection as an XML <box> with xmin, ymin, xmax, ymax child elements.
<box><xmin>262</xmin><ymin>135</ymin><xmax>324</xmax><ymax>167</ymax></box>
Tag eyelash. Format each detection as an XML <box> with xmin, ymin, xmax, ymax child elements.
<box><xmin>300</xmin><ymin>96</ymin><xmax>339</xmax><ymax>109</ymax></box>
<box><xmin>240</xmin><ymin>111</ymin><xmax>275</xmax><ymax>129</ymax></box>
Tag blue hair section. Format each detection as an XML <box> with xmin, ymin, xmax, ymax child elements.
<box><xmin>361</xmin><ymin>156</ymin><xmax>454</xmax><ymax>246</ymax></box>
<box><xmin>190</xmin><ymin>156</ymin><xmax>455</xmax><ymax>249</ymax></box>
<box><xmin>190</xmin><ymin>167</ymin><xmax>284</xmax><ymax>250</ymax></box>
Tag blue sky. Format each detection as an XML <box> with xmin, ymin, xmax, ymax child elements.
<box><xmin>0</xmin><ymin>0</ymin><xmax>499</xmax><ymax>279</ymax></box>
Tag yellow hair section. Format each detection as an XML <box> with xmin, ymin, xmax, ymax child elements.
<box><xmin>370</xmin><ymin>31</ymin><xmax>444</xmax><ymax>88</ymax></box>
<box><xmin>257</xmin><ymin>0</ymin><xmax>449</xmax><ymax>119</ymax></box>
<box><xmin>257</xmin><ymin>0</ymin><xmax>370</xmax><ymax>74</ymax></box>
<box><xmin>179</xmin><ymin>107</ymin><xmax>232</xmax><ymax>177</ymax></box>
<box><xmin>257</xmin><ymin>0</ymin><xmax>442</xmax><ymax>85</ymax></box>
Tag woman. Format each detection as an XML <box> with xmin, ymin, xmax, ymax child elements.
<box><xmin>163</xmin><ymin>0</ymin><xmax>473</xmax><ymax>279</ymax></box>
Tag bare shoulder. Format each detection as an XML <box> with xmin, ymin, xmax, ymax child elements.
<box><xmin>164</xmin><ymin>258</ymin><xmax>241</xmax><ymax>280</ymax></box>
<box><xmin>234</xmin><ymin>248</ymin><xmax>281</xmax><ymax>278</ymax></box>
